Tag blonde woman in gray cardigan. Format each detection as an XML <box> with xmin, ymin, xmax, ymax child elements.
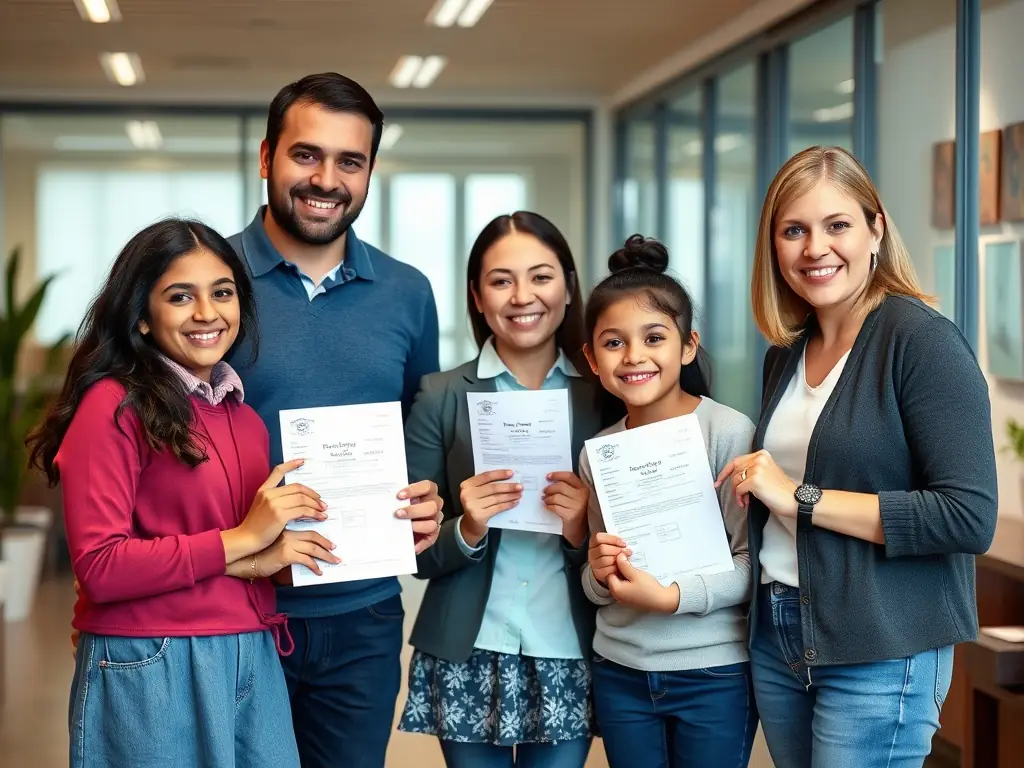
<box><xmin>579</xmin><ymin>236</ymin><xmax>757</xmax><ymax>768</ymax></box>
<box><xmin>717</xmin><ymin>146</ymin><xmax>997</xmax><ymax>768</ymax></box>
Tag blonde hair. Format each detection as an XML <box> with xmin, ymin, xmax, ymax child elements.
<box><xmin>751</xmin><ymin>146</ymin><xmax>932</xmax><ymax>347</ymax></box>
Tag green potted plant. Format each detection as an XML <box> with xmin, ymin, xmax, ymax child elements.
<box><xmin>1006</xmin><ymin>419</ymin><xmax>1024</xmax><ymax>464</ymax></box>
<box><xmin>0</xmin><ymin>245</ymin><xmax>69</xmax><ymax>622</ymax></box>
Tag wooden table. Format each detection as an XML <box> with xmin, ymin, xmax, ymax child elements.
<box><xmin>937</xmin><ymin>515</ymin><xmax>1024</xmax><ymax>767</ymax></box>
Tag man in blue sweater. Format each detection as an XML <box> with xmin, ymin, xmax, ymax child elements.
<box><xmin>226</xmin><ymin>73</ymin><xmax>443</xmax><ymax>768</ymax></box>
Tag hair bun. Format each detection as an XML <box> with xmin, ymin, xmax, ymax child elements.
<box><xmin>608</xmin><ymin>234</ymin><xmax>669</xmax><ymax>275</ymax></box>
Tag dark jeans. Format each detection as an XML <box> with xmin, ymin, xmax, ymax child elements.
<box><xmin>281</xmin><ymin>594</ymin><xmax>405</xmax><ymax>768</ymax></box>
<box><xmin>440</xmin><ymin>739</ymin><xmax>592</xmax><ymax>768</ymax></box>
<box><xmin>591</xmin><ymin>655</ymin><xmax>757</xmax><ymax>768</ymax></box>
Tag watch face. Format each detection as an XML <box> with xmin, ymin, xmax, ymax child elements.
<box><xmin>795</xmin><ymin>484</ymin><xmax>823</xmax><ymax>505</ymax></box>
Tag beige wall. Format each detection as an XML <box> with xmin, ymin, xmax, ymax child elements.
<box><xmin>879</xmin><ymin>0</ymin><xmax>1024</xmax><ymax>519</ymax></box>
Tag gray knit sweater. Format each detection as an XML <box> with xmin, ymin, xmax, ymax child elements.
<box><xmin>580</xmin><ymin>397</ymin><xmax>755</xmax><ymax>672</ymax></box>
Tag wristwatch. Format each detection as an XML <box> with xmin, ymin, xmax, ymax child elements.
<box><xmin>794</xmin><ymin>483</ymin><xmax>823</xmax><ymax>532</ymax></box>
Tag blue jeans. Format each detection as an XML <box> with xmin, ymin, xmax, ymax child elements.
<box><xmin>751</xmin><ymin>582</ymin><xmax>954</xmax><ymax>768</ymax></box>
<box><xmin>440</xmin><ymin>739</ymin><xmax>592</xmax><ymax>768</ymax></box>
<box><xmin>281</xmin><ymin>594</ymin><xmax>405</xmax><ymax>768</ymax></box>
<box><xmin>591</xmin><ymin>655</ymin><xmax>757</xmax><ymax>768</ymax></box>
<box><xmin>69</xmin><ymin>631</ymin><xmax>299</xmax><ymax>767</ymax></box>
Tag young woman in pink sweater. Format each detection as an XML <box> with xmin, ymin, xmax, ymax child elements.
<box><xmin>28</xmin><ymin>218</ymin><xmax>338</xmax><ymax>767</ymax></box>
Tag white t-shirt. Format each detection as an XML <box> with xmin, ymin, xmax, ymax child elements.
<box><xmin>759</xmin><ymin>345</ymin><xmax>850</xmax><ymax>586</ymax></box>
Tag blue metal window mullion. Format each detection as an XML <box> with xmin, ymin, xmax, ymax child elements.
<box><xmin>654</xmin><ymin>103</ymin><xmax>670</xmax><ymax>242</ymax></box>
<box><xmin>701</xmin><ymin>79</ymin><xmax>717</xmax><ymax>360</ymax></box>
<box><xmin>853</xmin><ymin>1</ymin><xmax>879</xmax><ymax>176</ymax></box>
<box><xmin>954</xmin><ymin>0</ymin><xmax>980</xmax><ymax>349</ymax></box>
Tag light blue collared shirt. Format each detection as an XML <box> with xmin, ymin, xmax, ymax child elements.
<box><xmin>455</xmin><ymin>337</ymin><xmax>584</xmax><ymax>660</ymax></box>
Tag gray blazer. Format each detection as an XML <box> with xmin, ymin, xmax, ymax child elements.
<box><xmin>406</xmin><ymin>358</ymin><xmax>610</xmax><ymax>663</ymax></box>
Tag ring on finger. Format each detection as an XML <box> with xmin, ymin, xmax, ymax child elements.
<box><xmin>740</xmin><ymin>469</ymin><xmax>747</xmax><ymax>482</ymax></box>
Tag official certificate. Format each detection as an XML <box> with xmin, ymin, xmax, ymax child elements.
<box><xmin>466</xmin><ymin>389</ymin><xmax>573</xmax><ymax>535</ymax></box>
<box><xmin>584</xmin><ymin>413</ymin><xmax>734</xmax><ymax>585</ymax></box>
<box><xmin>278</xmin><ymin>401</ymin><xmax>416</xmax><ymax>586</ymax></box>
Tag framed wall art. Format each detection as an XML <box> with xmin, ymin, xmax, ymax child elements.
<box><xmin>932</xmin><ymin>139</ymin><xmax>956</xmax><ymax>229</ymax></box>
<box><xmin>980</xmin><ymin>129</ymin><xmax>1002</xmax><ymax>225</ymax></box>
<box><xmin>984</xmin><ymin>238</ymin><xmax>1024</xmax><ymax>381</ymax></box>
<box><xmin>1002</xmin><ymin>121</ymin><xmax>1024</xmax><ymax>222</ymax></box>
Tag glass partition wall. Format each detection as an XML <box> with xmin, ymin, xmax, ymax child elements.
<box><xmin>2</xmin><ymin>112</ymin><xmax>589</xmax><ymax>371</ymax></box>
<box><xmin>614</xmin><ymin>1</ymin><xmax>879</xmax><ymax>418</ymax></box>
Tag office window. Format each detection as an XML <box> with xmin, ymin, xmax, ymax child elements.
<box><xmin>788</xmin><ymin>16</ymin><xmax>855</xmax><ymax>158</ymax></box>
<box><xmin>709</xmin><ymin>64</ymin><xmax>758</xmax><ymax>418</ymax></box>
<box><xmin>0</xmin><ymin>114</ymin><xmax>246</xmax><ymax>344</ymax></box>
<box><xmin>389</xmin><ymin>173</ymin><xmax>458</xmax><ymax>367</ymax></box>
<box><xmin>667</xmin><ymin>89</ymin><xmax>706</xmax><ymax>316</ymax></box>
<box><xmin>465</xmin><ymin>173</ymin><xmax>528</xmax><ymax>247</ymax></box>
<box><xmin>621</xmin><ymin>116</ymin><xmax>658</xmax><ymax>241</ymax></box>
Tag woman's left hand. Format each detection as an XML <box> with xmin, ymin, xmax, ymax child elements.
<box><xmin>543</xmin><ymin>471</ymin><xmax>590</xmax><ymax>549</ymax></box>
<box><xmin>396</xmin><ymin>480</ymin><xmax>445</xmax><ymax>554</ymax></box>
<box><xmin>715</xmin><ymin>449</ymin><xmax>798</xmax><ymax>516</ymax></box>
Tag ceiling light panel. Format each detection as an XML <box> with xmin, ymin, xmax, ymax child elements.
<box><xmin>100</xmin><ymin>52</ymin><xmax>144</xmax><ymax>86</ymax></box>
<box><xmin>74</xmin><ymin>0</ymin><xmax>121</xmax><ymax>24</ymax></box>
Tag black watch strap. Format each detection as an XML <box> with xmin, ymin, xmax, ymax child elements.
<box><xmin>797</xmin><ymin>503</ymin><xmax>815</xmax><ymax>532</ymax></box>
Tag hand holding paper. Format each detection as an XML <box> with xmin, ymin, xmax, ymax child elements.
<box><xmin>278</xmin><ymin>401</ymin><xmax>417</xmax><ymax>586</ymax></box>
<box><xmin>466</xmin><ymin>389</ymin><xmax>574</xmax><ymax>536</ymax></box>
<box><xmin>585</xmin><ymin>413</ymin><xmax>734</xmax><ymax>585</ymax></box>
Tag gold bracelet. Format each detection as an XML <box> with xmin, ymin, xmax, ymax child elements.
<box><xmin>249</xmin><ymin>556</ymin><xmax>257</xmax><ymax>584</ymax></box>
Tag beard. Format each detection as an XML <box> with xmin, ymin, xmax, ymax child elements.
<box><xmin>267</xmin><ymin>171</ymin><xmax>367</xmax><ymax>246</ymax></box>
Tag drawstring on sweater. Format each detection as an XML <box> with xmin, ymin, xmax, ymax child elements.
<box><xmin>196</xmin><ymin>402</ymin><xmax>293</xmax><ymax>656</ymax></box>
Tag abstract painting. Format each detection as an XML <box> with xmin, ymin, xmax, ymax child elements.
<box><xmin>932</xmin><ymin>140</ymin><xmax>956</xmax><ymax>229</ymax></box>
<box><xmin>1003</xmin><ymin>122</ymin><xmax>1024</xmax><ymax>222</ymax></box>
<box><xmin>980</xmin><ymin>130</ymin><xmax>1002</xmax><ymax>225</ymax></box>
<box><xmin>984</xmin><ymin>239</ymin><xmax>1024</xmax><ymax>381</ymax></box>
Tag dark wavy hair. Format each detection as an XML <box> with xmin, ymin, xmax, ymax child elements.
<box><xmin>466</xmin><ymin>211</ymin><xmax>588</xmax><ymax>377</ymax></box>
<box><xmin>585</xmin><ymin>234</ymin><xmax>712</xmax><ymax>398</ymax></box>
<box><xmin>27</xmin><ymin>218</ymin><xmax>259</xmax><ymax>484</ymax></box>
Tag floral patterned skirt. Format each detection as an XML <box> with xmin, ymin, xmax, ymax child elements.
<box><xmin>398</xmin><ymin>648</ymin><xmax>593</xmax><ymax>746</ymax></box>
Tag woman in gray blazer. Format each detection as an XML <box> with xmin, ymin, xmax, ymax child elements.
<box><xmin>396</xmin><ymin>211</ymin><xmax>618</xmax><ymax>768</ymax></box>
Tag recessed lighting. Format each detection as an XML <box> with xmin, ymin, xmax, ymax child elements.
<box><xmin>427</xmin><ymin>0</ymin><xmax>464</xmax><ymax>27</ymax></box>
<box><xmin>125</xmin><ymin>120</ymin><xmax>162</xmax><ymax>149</ymax></box>
<box><xmin>390</xmin><ymin>56</ymin><xmax>423</xmax><ymax>88</ymax></box>
<box><xmin>456</xmin><ymin>0</ymin><xmax>493</xmax><ymax>27</ymax></box>
<box><xmin>99</xmin><ymin>52</ymin><xmax>144</xmax><ymax>86</ymax></box>
<box><xmin>74</xmin><ymin>0</ymin><xmax>120</xmax><ymax>24</ymax></box>
<box><xmin>813</xmin><ymin>102</ymin><xmax>855</xmax><ymax>123</ymax></box>
<box><xmin>389</xmin><ymin>55</ymin><xmax>447</xmax><ymax>89</ymax></box>
<box><xmin>413</xmin><ymin>56</ymin><xmax>446</xmax><ymax>88</ymax></box>
<box><xmin>380</xmin><ymin>124</ymin><xmax>404</xmax><ymax>150</ymax></box>
<box><xmin>835</xmin><ymin>78</ymin><xmax>855</xmax><ymax>95</ymax></box>
<box><xmin>427</xmin><ymin>0</ymin><xmax>493</xmax><ymax>28</ymax></box>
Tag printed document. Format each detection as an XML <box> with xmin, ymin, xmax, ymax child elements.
<box><xmin>467</xmin><ymin>389</ymin><xmax>573</xmax><ymax>535</ymax></box>
<box><xmin>278</xmin><ymin>401</ymin><xmax>416</xmax><ymax>586</ymax></box>
<box><xmin>584</xmin><ymin>413</ymin><xmax>734</xmax><ymax>585</ymax></box>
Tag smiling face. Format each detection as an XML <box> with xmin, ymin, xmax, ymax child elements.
<box><xmin>140</xmin><ymin>248</ymin><xmax>240</xmax><ymax>382</ymax></box>
<box><xmin>773</xmin><ymin>178</ymin><xmax>883</xmax><ymax>314</ymax></box>
<box><xmin>471</xmin><ymin>231</ymin><xmax>570</xmax><ymax>355</ymax></box>
<box><xmin>588</xmin><ymin>293</ymin><xmax>698</xmax><ymax>411</ymax></box>
<box><xmin>262</xmin><ymin>101</ymin><xmax>373</xmax><ymax>245</ymax></box>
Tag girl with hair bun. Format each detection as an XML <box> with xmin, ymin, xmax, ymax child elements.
<box><xmin>578</xmin><ymin>235</ymin><xmax>758</xmax><ymax>768</ymax></box>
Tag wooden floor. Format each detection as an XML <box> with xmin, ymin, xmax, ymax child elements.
<box><xmin>0</xmin><ymin>574</ymin><xmax>778</xmax><ymax>766</ymax></box>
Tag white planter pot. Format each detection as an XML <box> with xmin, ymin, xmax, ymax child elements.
<box><xmin>1</xmin><ymin>505</ymin><xmax>53</xmax><ymax>623</ymax></box>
